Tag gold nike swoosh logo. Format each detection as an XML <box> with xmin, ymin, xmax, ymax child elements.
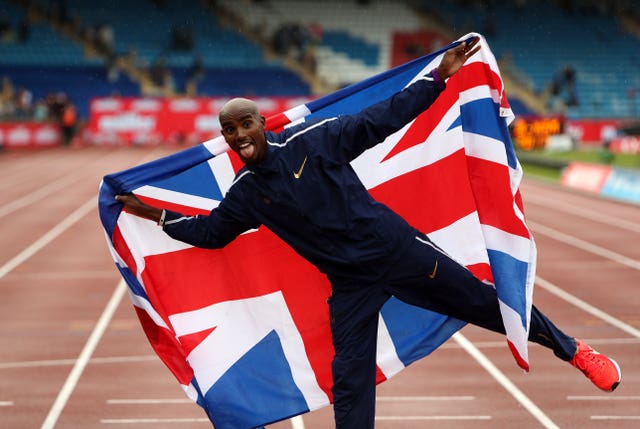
<box><xmin>293</xmin><ymin>156</ymin><xmax>308</xmax><ymax>179</ymax></box>
<box><xmin>428</xmin><ymin>259</ymin><xmax>438</xmax><ymax>279</ymax></box>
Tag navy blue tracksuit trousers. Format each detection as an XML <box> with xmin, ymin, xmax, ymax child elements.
<box><xmin>328</xmin><ymin>233</ymin><xmax>577</xmax><ymax>429</ymax></box>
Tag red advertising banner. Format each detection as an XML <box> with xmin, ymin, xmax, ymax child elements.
<box><xmin>564</xmin><ymin>119</ymin><xmax>620</xmax><ymax>145</ymax></box>
<box><xmin>0</xmin><ymin>122</ymin><xmax>62</xmax><ymax>149</ymax></box>
<box><xmin>87</xmin><ymin>96</ymin><xmax>313</xmax><ymax>146</ymax></box>
<box><xmin>561</xmin><ymin>162</ymin><xmax>612</xmax><ymax>193</ymax></box>
<box><xmin>610</xmin><ymin>135</ymin><xmax>640</xmax><ymax>154</ymax></box>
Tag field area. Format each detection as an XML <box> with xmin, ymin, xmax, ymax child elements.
<box><xmin>519</xmin><ymin>148</ymin><xmax>640</xmax><ymax>182</ymax></box>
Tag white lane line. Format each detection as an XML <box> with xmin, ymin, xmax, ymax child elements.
<box><xmin>101</xmin><ymin>418</ymin><xmax>210</xmax><ymax>424</ymax></box>
<box><xmin>0</xmin><ymin>148</ymin><xmax>130</xmax><ymax>219</ymax></box>
<box><xmin>0</xmin><ymin>355</ymin><xmax>157</xmax><ymax>369</ymax></box>
<box><xmin>375</xmin><ymin>415</ymin><xmax>491</xmax><ymax>421</ymax></box>
<box><xmin>568</xmin><ymin>396</ymin><xmax>640</xmax><ymax>401</ymax></box>
<box><xmin>0</xmin><ymin>196</ymin><xmax>96</xmax><ymax>281</ymax></box>
<box><xmin>591</xmin><ymin>416</ymin><xmax>640</xmax><ymax>420</ymax></box>
<box><xmin>290</xmin><ymin>415</ymin><xmax>305</xmax><ymax>429</ymax></box>
<box><xmin>453</xmin><ymin>332</ymin><xmax>560</xmax><ymax>429</ymax></box>
<box><xmin>525</xmin><ymin>194</ymin><xmax>640</xmax><ymax>233</ymax></box>
<box><xmin>529</xmin><ymin>221</ymin><xmax>640</xmax><ymax>271</ymax></box>
<box><xmin>536</xmin><ymin>276</ymin><xmax>640</xmax><ymax>338</ymax></box>
<box><xmin>0</xmin><ymin>172</ymin><xmax>92</xmax><ymax>219</ymax></box>
<box><xmin>437</xmin><ymin>337</ymin><xmax>640</xmax><ymax>350</ymax></box>
<box><xmin>5</xmin><ymin>270</ymin><xmax>117</xmax><ymax>280</ymax></box>
<box><xmin>0</xmin><ymin>401</ymin><xmax>14</xmax><ymax>406</ymax></box>
<box><xmin>377</xmin><ymin>396</ymin><xmax>475</xmax><ymax>401</ymax></box>
<box><xmin>107</xmin><ymin>399</ymin><xmax>192</xmax><ymax>405</ymax></box>
<box><xmin>40</xmin><ymin>280</ymin><xmax>127</xmax><ymax>429</ymax></box>
<box><xmin>106</xmin><ymin>400</ymin><xmax>306</xmax><ymax>429</ymax></box>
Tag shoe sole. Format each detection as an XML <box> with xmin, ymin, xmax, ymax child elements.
<box><xmin>604</xmin><ymin>357</ymin><xmax>622</xmax><ymax>392</ymax></box>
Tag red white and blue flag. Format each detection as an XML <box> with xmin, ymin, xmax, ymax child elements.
<box><xmin>98</xmin><ymin>33</ymin><xmax>535</xmax><ymax>428</ymax></box>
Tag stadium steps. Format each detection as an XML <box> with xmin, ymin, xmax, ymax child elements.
<box><xmin>217</xmin><ymin>0</ymin><xmax>423</xmax><ymax>89</ymax></box>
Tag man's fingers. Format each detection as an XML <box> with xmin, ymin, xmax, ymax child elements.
<box><xmin>466</xmin><ymin>45</ymin><xmax>481</xmax><ymax>57</ymax></box>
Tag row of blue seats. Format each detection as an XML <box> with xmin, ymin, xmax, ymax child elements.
<box><xmin>0</xmin><ymin>64</ymin><xmax>310</xmax><ymax>119</ymax></box>
<box><xmin>432</xmin><ymin>1</ymin><xmax>640</xmax><ymax>118</ymax></box>
<box><xmin>1</xmin><ymin>1</ymin><xmax>311</xmax><ymax>119</ymax></box>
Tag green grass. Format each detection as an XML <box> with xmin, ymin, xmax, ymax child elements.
<box><xmin>517</xmin><ymin>148</ymin><xmax>640</xmax><ymax>182</ymax></box>
<box><xmin>523</xmin><ymin>149</ymin><xmax>640</xmax><ymax>169</ymax></box>
<box><xmin>520</xmin><ymin>163</ymin><xmax>563</xmax><ymax>181</ymax></box>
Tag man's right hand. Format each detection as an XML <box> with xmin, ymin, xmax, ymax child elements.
<box><xmin>115</xmin><ymin>194</ymin><xmax>163</xmax><ymax>223</ymax></box>
<box><xmin>436</xmin><ymin>36</ymin><xmax>481</xmax><ymax>81</ymax></box>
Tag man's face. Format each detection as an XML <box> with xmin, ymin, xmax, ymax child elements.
<box><xmin>220</xmin><ymin>106</ymin><xmax>267</xmax><ymax>165</ymax></box>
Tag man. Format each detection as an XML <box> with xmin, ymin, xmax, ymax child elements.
<box><xmin>116</xmin><ymin>38</ymin><xmax>621</xmax><ymax>428</ymax></box>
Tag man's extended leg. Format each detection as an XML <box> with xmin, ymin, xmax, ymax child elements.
<box><xmin>384</xmin><ymin>233</ymin><xmax>621</xmax><ymax>391</ymax></box>
<box><xmin>328</xmin><ymin>285</ymin><xmax>390</xmax><ymax>429</ymax></box>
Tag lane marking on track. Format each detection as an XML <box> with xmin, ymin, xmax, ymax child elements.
<box><xmin>100</xmin><ymin>418</ymin><xmax>210</xmax><ymax>424</ymax></box>
<box><xmin>107</xmin><ymin>399</ymin><xmax>192</xmax><ymax>405</ymax></box>
<box><xmin>0</xmin><ymin>355</ymin><xmax>157</xmax><ymax>369</ymax></box>
<box><xmin>536</xmin><ymin>276</ymin><xmax>640</xmax><ymax>338</ymax></box>
<box><xmin>290</xmin><ymin>415</ymin><xmax>305</xmax><ymax>429</ymax></box>
<box><xmin>529</xmin><ymin>221</ymin><xmax>640</xmax><ymax>271</ymax></box>
<box><xmin>0</xmin><ymin>401</ymin><xmax>14</xmax><ymax>406</ymax></box>
<box><xmin>3</xmin><ymin>270</ymin><xmax>117</xmax><ymax>280</ymax></box>
<box><xmin>591</xmin><ymin>416</ymin><xmax>640</xmax><ymax>420</ymax></box>
<box><xmin>0</xmin><ymin>197</ymin><xmax>96</xmax><ymax>281</ymax></box>
<box><xmin>105</xmin><ymin>398</ymin><xmax>305</xmax><ymax>429</ymax></box>
<box><xmin>437</xmin><ymin>337</ymin><xmax>640</xmax><ymax>350</ymax></box>
<box><xmin>377</xmin><ymin>396</ymin><xmax>475</xmax><ymax>401</ymax></box>
<box><xmin>0</xmin><ymin>149</ymin><xmax>131</xmax><ymax>219</ymax></box>
<box><xmin>0</xmin><ymin>171</ymin><xmax>94</xmax><ymax>219</ymax></box>
<box><xmin>568</xmin><ymin>396</ymin><xmax>640</xmax><ymax>401</ymax></box>
<box><xmin>525</xmin><ymin>194</ymin><xmax>640</xmax><ymax>233</ymax></box>
<box><xmin>0</xmin><ymin>152</ymin><xmax>71</xmax><ymax>192</ymax></box>
<box><xmin>375</xmin><ymin>415</ymin><xmax>491</xmax><ymax>421</ymax></box>
<box><xmin>453</xmin><ymin>332</ymin><xmax>560</xmax><ymax>429</ymax></box>
<box><xmin>40</xmin><ymin>280</ymin><xmax>127</xmax><ymax>429</ymax></box>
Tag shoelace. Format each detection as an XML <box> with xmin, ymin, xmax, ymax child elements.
<box><xmin>574</xmin><ymin>349</ymin><xmax>604</xmax><ymax>371</ymax></box>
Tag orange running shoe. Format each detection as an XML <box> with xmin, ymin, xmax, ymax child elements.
<box><xmin>570</xmin><ymin>339</ymin><xmax>622</xmax><ymax>392</ymax></box>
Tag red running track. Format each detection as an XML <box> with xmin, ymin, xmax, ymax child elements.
<box><xmin>1</xmin><ymin>146</ymin><xmax>638</xmax><ymax>429</ymax></box>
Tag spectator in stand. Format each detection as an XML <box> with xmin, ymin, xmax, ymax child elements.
<box><xmin>172</xmin><ymin>23</ymin><xmax>194</xmax><ymax>51</ymax></box>
<box><xmin>186</xmin><ymin>54</ymin><xmax>205</xmax><ymax>95</ymax></box>
<box><xmin>149</xmin><ymin>55</ymin><xmax>174</xmax><ymax>95</ymax></box>
<box><xmin>61</xmin><ymin>100</ymin><xmax>77</xmax><ymax>146</ymax></box>
<box><xmin>18</xmin><ymin>15</ymin><xmax>30</xmax><ymax>43</ymax></box>
<box><xmin>563</xmin><ymin>65</ymin><xmax>578</xmax><ymax>106</ymax></box>
<box><xmin>0</xmin><ymin>10</ymin><xmax>12</xmax><ymax>41</ymax></box>
<box><xmin>49</xmin><ymin>0</ymin><xmax>70</xmax><ymax>27</ymax></box>
<box><xmin>309</xmin><ymin>21</ymin><xmax>323</xmax><ymax>45</ymax></box>
<box><xmin>96</xmin><ymin>21</ymin><xmax>115</xmax><ymax>56</ymax></box>
<box><xmin>33</xmin><ymin>99</ymin><xmax>49</xmax><ymax>122</ymax></box>
<box><xmin>0</xmin><ymin>76</ymin><xmax>15</xmax><ymax>119</ymax></box>
<box><xmin>14</xmin><ymin>87</ymin><xmax>33</xmax><ymax>119</ymax></box>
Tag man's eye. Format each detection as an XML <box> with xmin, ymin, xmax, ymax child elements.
<box><xmin>224</xmin><ymin>127</ymin><xmax>234</xmax><ymax>134</ymax></box>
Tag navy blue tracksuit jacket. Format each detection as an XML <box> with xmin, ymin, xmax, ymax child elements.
<box><xmin>162</xmin><ymin>72</ymin><xmax>445</xmax><ymax>287</ymax></box>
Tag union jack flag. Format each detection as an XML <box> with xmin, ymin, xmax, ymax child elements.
<box><xmin>98</xmin><ymin>33</ymin><xmax>535</xmax><ymax>428</ymax></box>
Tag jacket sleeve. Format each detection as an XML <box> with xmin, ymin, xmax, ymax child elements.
<box><xmin>327</xmin><ymin>70</ymin><xmax>446</xmax><ymax>162</ymax></box>
<box><xmin>161</xmin><ymin>184</ymin><xmax>260</xmax><ymax>249</ymax></box>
